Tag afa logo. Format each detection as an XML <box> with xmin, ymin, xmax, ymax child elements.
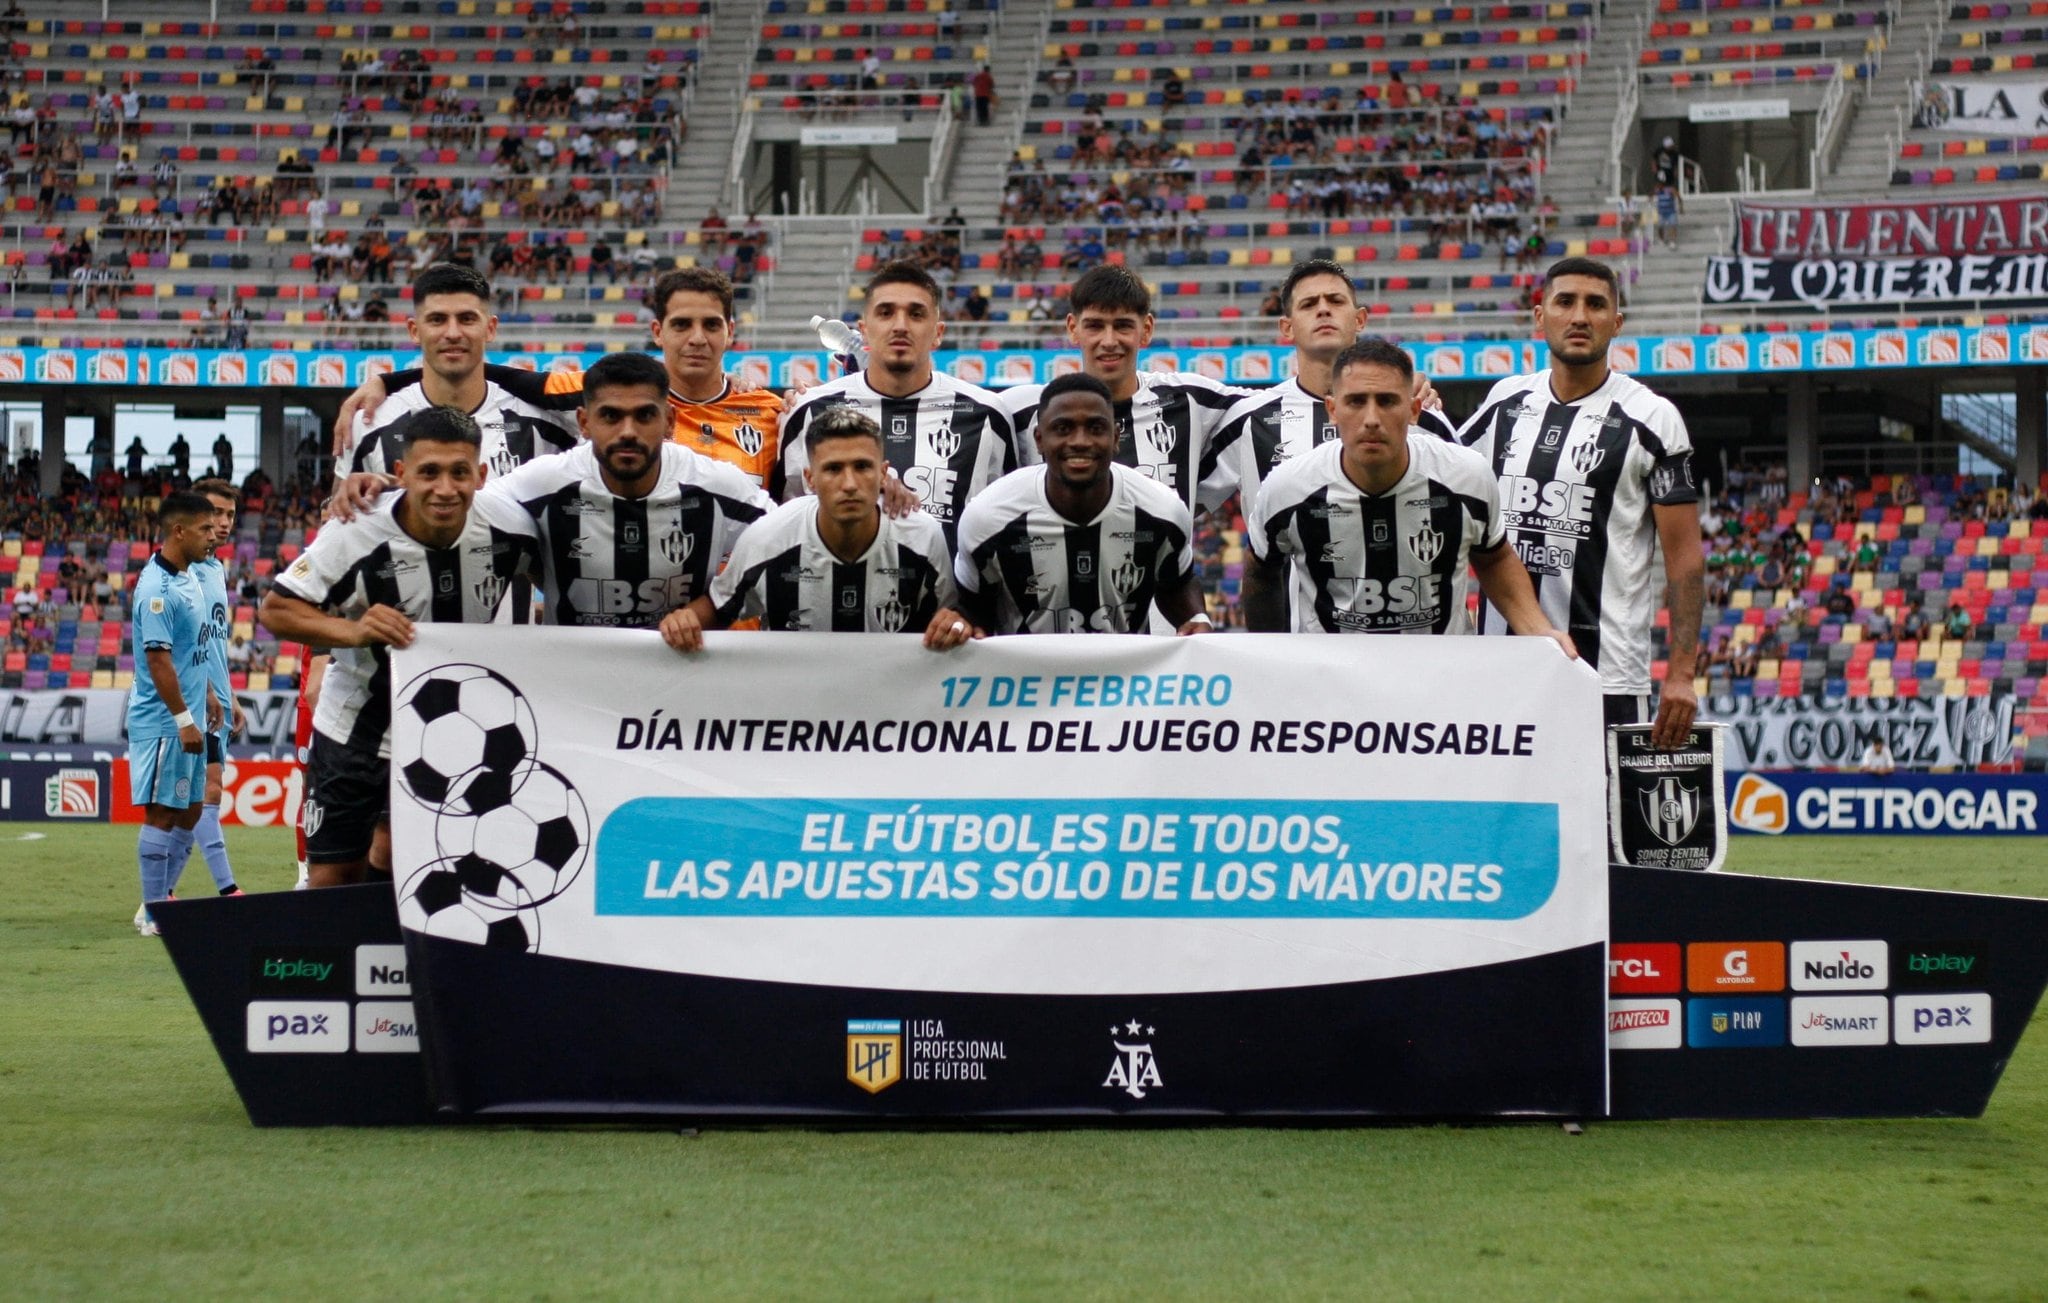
<box><xmin>847</xmin><ymin>1019</ymin><xmax>902</xmax><ymax>1093</ymax></box>
<box><xmin>1103</xmin><ymin>1018</ymin><xmax>1163</xmax><ymax>1100</ymax></box>
<box><xmin>1730</xmin><ymin>773</ymin><xmax>1789</xmax><ymax>834</ymax></box>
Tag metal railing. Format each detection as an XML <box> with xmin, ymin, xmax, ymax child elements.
<box><xmin>1808</xmin><ymin>67</ymin><xmax>1852</xmax><ymax>188</ymax></box>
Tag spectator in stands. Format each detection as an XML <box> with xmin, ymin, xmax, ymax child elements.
<box><xmin>1047</xmin><ymin>55</ymin><xmax>1076</xmax><ymax>97</ymax></box>
<box><xmin>1859</xmin><ymin>735</ymin><xmax>1896</xmax><ymax>775</ymax></box>
<box><xmin>211</xmin><ymin>433</ymin><xmax>233</xmax><ymax>481</ymax></box>
<box><xmin>1944</xmin><ymin>603</ymin><xmax>1972</xmax><ymax>640</ymax></box>
<box><xmin>1852</xmin><ymin>533</ymin><xmax>1879</xmax><ymax>574</ymax></box>
<box><xmin>169</xmin><ymin>434</ymin><xmax>191</xmax><ymax>477</ymax></box>
<box><xmin>225</xmin><ymin>301</ymin><xmax>250</xmax><ymax>350</ymax></box>
<box><xmin>1902</xmin><ymin>607</ymin><xmax>1930</xmax><ymax>642</ymax></box>
<box><xmin>971</xmin><ymin>65</ymin><xmax>996</xmax><ymax>128</ymax></box>
<box><xmin>700</xmin><ymin>206</ymin><xmax>728</xmax><ymax>252</ymax></box>
<box><xmin>1822</xmin><ymin>584</ymin><xmax>1855</xmax><ymax>619</ymax></box>
<box><xmin>588</xmin><ymin>239</ymin><xmax>618</xmax><ymax>286</ymax></box>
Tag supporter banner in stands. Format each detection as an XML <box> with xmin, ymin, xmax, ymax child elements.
<box><xmin>0</xmin><ymin>759</ymin><xmax>111</xmax><ymax>821</ymax></box>
<box><xmin>1703</xmin><ymin>254</ymin><xmax>2048</xmax><ymax>308</ymax></box>
<box><xmin>1914</xmin><ymin>78</ymin><xmax>2048</xmax><ymax>137</ymax></box>
<box><xmin>1732</xmin><ymin>198</ymin><xmax>2048</xmax><ymax>259</ymax></box>
<box><xmin>7</xmin><ymin>329</ymin><xmax>2046</xmax><ymax>400</ymax></box>
<box><xmin>0</xmin><ymin>688</ymin><xmax>299</xmax><ymax>749</ymax></box>
<box><xmin>1701</xmin><ymin>694</ymin><xmax>2018</xmax><ymax>771</ymax></box>
<box><xmin>1724</xmin><ymin>771</ymin><xmax>2046</xmax><ymax>836</ymax></box>
<box><xmin>110</xmin><ymin>759</ymin><xmax>303</xmax><ymax>829</ymax></box>
<box><xmin>391</xmin><ymin>627</ymin><xmax>1608</xmax><ymax>1119</ymax></box>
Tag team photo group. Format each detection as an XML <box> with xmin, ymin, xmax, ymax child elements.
<box><xmin>125</xmin><ymin>251</ymin><xmax>1703</xmax><ymax>921</ymax></box>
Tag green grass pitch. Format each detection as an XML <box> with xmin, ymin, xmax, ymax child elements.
<box><xmin>3</xmin><ymin>825</ymin><xmax>2044</xmax><ymax>1300</ymax></box>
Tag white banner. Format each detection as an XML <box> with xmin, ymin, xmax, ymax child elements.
<box><xmin>0</xmin><ymin>688</ymin><xmax>299</xmax><ymax>748</ymax></box>
<box><xmin>390</xmin><ymin>628</ymin><xmax>1606</xmax><ymax>995</ymax></box>
<box><xmin>1915</xmin><ymin>77</ymin><xmax>2048</xmax><ymax>136</ymax></box>
<box><xmin>1702</xmin><ymin>695</ymin><xmax>2017</xmax><ymax>770</ymax></box>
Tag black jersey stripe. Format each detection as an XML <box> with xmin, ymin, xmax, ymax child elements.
<box><xmin>830</xmin><ymin>560</ymin><xmax>868</xmax><ymax>633</ymax></box>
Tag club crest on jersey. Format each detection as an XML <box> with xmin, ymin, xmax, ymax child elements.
<box><xmin>1570</xmin><ymin>439</ymin><xmax>1607</xmax><ymax>476</ymax></box>
<box><xmin>657</xmin><ymin>528</ymin><xmax>692</xmax><ymax>566</ymax></box>
<box><xmin>473</xmin><ymin>573</ymin><xmax>505</xmax><ymax>610</ymax></box>
<box><xmin>1141</xmin><ymin>420</ymin><xmax>1176</xmax><ymax>456</ymax></box>
<box><xmin>1408</xmin><ymin>525</ymin><xmax>1444</xmax><ymax>566</ymax></box>
<box><xmin>872</xmin><ymin>593</ymin><xmax>908</xmax><ymax>632</ymax></box>
<box><xmin>1110</xmin><ymin>557</ymin><xmax>1141</xmax><ymax>594</ymax></box>
<box><xmin>1639</xmin><ymin>777</ymin><xmax>1701</xmax><ymax>846</ymax></box>
<box><xmin>733</xmin><ymin>421</ymin><xmax>764</xmax><ymax>456</ymax></box>
<box><xmin>929</xmin><ymin>424</ymin><xmax>961</xmax><ymax>460</ymax></box>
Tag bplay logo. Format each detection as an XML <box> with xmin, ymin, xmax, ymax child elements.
<box><xmin>249</xmin><ymin>947</ymin><xmax>349</xmax><ymax>995</ymax></box>
<box><xmin>353</xmin><ymin>1001</ymin><xmax>420</xmax><ymax>1053</ymax></box>
<box><xmin>1607</xmin><ymin>1000</ymin><xmax>1682</xmax><ymax>1050</ymax></box>
<box><xmin>1686</xmin><ymin>998</ymin><xmax>1788</xmax><ymax>1048</ymax></box>
<box><xmin>354</xmin><ymin>944</ymin><xmax>410</xmax><ymax>996</ymax></box>
<box><xmin>1789</xmin><ymin>996</ymin><xmax>1889</xmax><ymax>1047</ymax></box>
<box><xmin>1790</xmin><ymin>940</ymin><xmax>1887</xmax><ymax>992</ymax></box>
<box><xmin>1608</xmin><ymin>943</ymin><xmax>1681</xmax><ymax>994</ymax></box>
<box><xmin>1894</xmin><ymin>942</ymin><xmax>1988</xmax><ymax>990</ymax></box>
<box><xmin>1893</xmin><ymin>993</ymin><xmax>1992</xmax><ymax>1046</ymax></box>
<box><xmin>245</xmin><ymin>1001</ymin><xmax>350</xmax><ymax>1054</ymax></box>
<box><xmin>1687</xmin><ymin>941</ymin><xmax>1785</xmax><ymax>993</ymax></box>
<box><xmin>1729</xmin><ymin>773</ymin><xmax>1789</xmax><ymax>834</ymax></box>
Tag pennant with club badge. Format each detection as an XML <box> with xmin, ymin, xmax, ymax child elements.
<box><xmin>1607</xmin><ymin>723</ymin><xmax>1727</xmax><ymax>871</ymax></box>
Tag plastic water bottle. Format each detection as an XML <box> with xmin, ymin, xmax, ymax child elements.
<box><xmin>810</xmin><ymin>316</ymin><xmax>859</xmax><ymax>353</ymax></box>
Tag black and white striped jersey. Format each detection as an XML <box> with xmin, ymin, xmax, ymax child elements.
<box><xmin>344</xmin><ymin>382</ymin><xmax>581</xmax><ymax>481</ymax></box>
<box><xmin>778</xmin><ymin>371</ymin><xmax>1016</xmax><ymax>547</ymax></box>
<box><xmin>1248</xmin><ymin>435</ymin><xmax>1503</xmax><ymax>635</ymax></box>
<box><xmin>955</xmin><ymin>464</ymin><xmax>1195</xmax><ymax>635</ymax></box>
<box><xmin>1211</xmin><ymin>377</ymin><xmax>1460</xmax><ymax>505</ymax></box>
<box><xmin>997</xmin><ymin>371</ymin><xmax>1248</xmax><ymax>514</ymax></box>
<box><xmin>490</xmin><ymin>442</ymin><xmax>772</xmax><ymax>630</ymax></box>
<box><xmin>1456</xmin><ymin>367</ymin><xmax>1697</xmax><ymax>692</ymax></box>
<box><xmin>271</xmin><ymin>492</ymin><xmax>539</xmax><ymax>756</ymax></box>
<box><xmin>706</xmin><ymin>496</ymin><xmax>956</xmax><ymax>633</ymax></box>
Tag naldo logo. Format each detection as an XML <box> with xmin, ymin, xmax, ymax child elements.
<box><xmin>1790</xmin><ymin>941</ymin><xmax>1887</xmax><ymax>991</ymax></box>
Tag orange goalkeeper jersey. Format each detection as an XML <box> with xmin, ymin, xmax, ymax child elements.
<box><xmin>533</xmin><ymin>370</ymin><xmax>784</xmax><ymax>489</ymax></box>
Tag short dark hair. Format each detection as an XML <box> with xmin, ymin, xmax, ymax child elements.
<box><xmin>648</xmin><ymin>266</ymin><xmax>734</xmax><ymax>322</ymax></box>
<box><xmin>411</xmin><ymin>262</ymin><xmax>492</xmax><ymax>305</ymax></box>
<box><xmin>863</xmin><ymin>260</ymin><xmax>942</xmax><ymax>311</ymax></box>
<box><xmin>189</xmin><ymin>476</ymin><xmax>239</xmax><ymax>504</ymax></box>
<box><xmin>806</xmin><ymin>406</ymin><xmax>883</xmax><ymax>455</ymax></box>
<box><xmin>1331</xmin><ymin>338</ymin><xmax>1416</xmax><ymax>387</ymax></box>
<box><xmin>1068</xmin><ymin>264</ymin><xmax>1151</xmax><ymax>317</ymax></box>
<box><xmin>1541</xmin><ymin>256</ymin><xmax>1620</xmax><ymax>302</ymax></box>
<box><xmin>158</xmin><ymin>490</ymin><xmax>214</xmax><ymax>531</ymax></box>
<box><xmin>1039</xmin><ymin>371</ymin><xmax>1115</xmax><ymax>412</ymax></box>
<box><xmin>582</xmin><ymin>350</ymin><xmax>670</xmax><ymax>403</ymax></box>
<box><xmin>397</xmin><ymin>406</ymin><xmax>483</xmax><ymax>461</ymax></box>
<box><xmin>1276</xmin><ymin>258</ymin><xmax>1356</xmax><ymax>315</ymax></box>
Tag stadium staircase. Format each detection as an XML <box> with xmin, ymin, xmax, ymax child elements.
<box><xmin>1821</xmin><ymin>0</ymin><xmax>1945</xmax><ymax>195</ymax></box>
<box><xmin>940</xmin><ymin>0</ymin><xmax>1053</xmax><ymax>222</ymax></box>
<box><xmin>667</xmin><ymin>8</ymin><xmax>752</xmax><ymax>239</ymax></box>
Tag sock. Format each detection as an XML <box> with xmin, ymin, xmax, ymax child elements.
<box><xmin>194</xmin><ymin>804</ymin><xmax>236</xmax><ymax>892</ymax></box>
<box><xmin>137</xmin><ymin>825</ymin><xmax>177</xmax><ymax>916</ymax></box>
<box><xmin>164</xmin><ymin>825</ymin><xmax>197</xmax><ymax>895</ymax></box>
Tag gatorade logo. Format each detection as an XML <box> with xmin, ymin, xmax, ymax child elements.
<box><xmin>1730</xmin><ymin>774</ymin><xmax>1789</xmax><ymax>834</ymax></box>
<box><xmin>1687</xmin><ymin>941</ymin><xmax>1785</xmax><ymax>993</ymax></box>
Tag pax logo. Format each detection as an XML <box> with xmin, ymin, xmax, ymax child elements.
<box><xmin>1729</xmin><ymin>773</ymin><xmax>1789</xmax><ymax>834</ymax></box>
<box><xmin>1687</xmin><ymin>941</ymin><xmax>1785</xmax><ymax>993</ymax></box>
<box><xmin>1894</xmin><ymin>993</ymin><xmax>1992</xmax><ymax>1046</ymax></box>
<box><xmin>245</xmin><ymin>1001</ymin><xmax>350</xmax><ymax>1054</ymax></box>
<box><xmin>354</xmin><ymin>944</ymin><xmax>410</xmax><ymax>996</ymax></box>
<box><xmin>353</xmin><ymin>1001</ymin><xmax>420</xmax><ymax>1053</ymax></box>
<box><xmin>1608</xmin><ymin>1000</ymin><xmax>1682</xmax><ymax>1050</ymax></box>
<box><xmin>1608</xmin><ymin>943</ymin><xmax>1681</xmax><ymax>994</ymax></box>
<box><xmin>1790</xmin><ymin>996</ymin><xmax>1889</xmax><ymax>1047</ymax></box>
<box><xmin>1790</xmin><ymin>940</ymin><xmax>1887</xmax><ymax>991</ymax></box>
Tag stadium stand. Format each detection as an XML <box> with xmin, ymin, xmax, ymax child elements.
<box><xmin>1891</xmin><ymin>2</ymin><xmax>2048</xmax><ymax>189</ymax></box>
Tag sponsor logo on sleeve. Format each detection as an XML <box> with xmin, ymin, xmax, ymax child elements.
<box><xmin>1686</xmin><ymin>997</ymin><xmax>1788</xmax><ymax>1048</ymax></box>
<box><xmin>1893</xmin><ymin>942</ymin><xmax>1987</xmax><ymax>990</ymax></box>
<box><xmin>1893</xmin><ymin>993</ymin><xmax>1991</xmax><ymax>1046</ymax></box>
<box><xmin>353</xmin><ymin>1001</ymin><xmax>420</xmax><ymax>1053</ymax></box>
<box><xmin>245</xmin><ymin>1000</ymin><xmax>350</xmax><ymax>1053</ymax></box>
<box><xmin>1790</xmin><ymin>940</ymin><xmax>1887</xmax><ymax>991</ymax></box>
<box><xmin>354</xmin><ymin>944</ymin><xmax>410</xmax><ymax>995</ymax></box>
<box><xmin>1790</xmin><ymin>996</ymin><xmax>1889</xmax><ymax>1047</ymax></box>
<box><xmin>1608</xmin><ymin>999</ymin><xmax>1683</xmax><ymax>1049</ymax></box>
<box><xmin>1686</xmin><ymin>941</ymin><xmax>1785</xmax><ymax>993</ymax></box>
<box><xmin>1608</xmin><ymin>942</ymin><xmax>1681</xmax><ymax>994</ymax></box>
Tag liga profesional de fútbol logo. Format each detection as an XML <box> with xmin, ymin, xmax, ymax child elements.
<box><xmin>389</xmin><ymin>664</ymin><xmax>589</xmax><ymax>953</ymax></box>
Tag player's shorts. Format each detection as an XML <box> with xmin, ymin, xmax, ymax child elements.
<box><xmin>207</xmin><ymin>729</ymin><xmax>225</xmax><ymax>765</ymax></box>
<box><xmin>304</xmin><ymin>731</ymin><xmax>389</xmax><ymax>865</ymax></box>
<box><xmin>1603</xmin><ymin>693</ymin><xmax>1656</xmax><ymax>729</ymax></box>
<box><xmin>128</xmin><ymin>734</ymin><xmax>207</xmax><ymax>810</ymax></box>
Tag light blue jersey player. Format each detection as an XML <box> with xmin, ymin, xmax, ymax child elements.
<box><xmin>157</xmin><ymin>477</ymin><xmax>245</xmax><ymax>910</ymax></box>
<box><xmin>127</xmin><ymin>492</ymin><xmax>223</xmax><ymax>935</ymax></box>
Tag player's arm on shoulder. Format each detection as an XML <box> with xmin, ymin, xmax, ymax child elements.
<box><xmin>333</xmin><ymin>369</ymin><xmax>401</xmax><ymax>454</ymax></box>
<box><xmin>1470</xmin><ymin>538</ymin><xmax>1577</xmax><ymax>660</ymax></box>
<box><xmin>481</xmin><ymin>362</ymin><xmax>576</xmax><ymax>409</ymax></box>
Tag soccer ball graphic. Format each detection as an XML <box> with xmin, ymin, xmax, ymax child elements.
<box><xmin>398</xmin><ymin>856</ymin><xmax>541</xmax><ymax>951</ymax></box>
<box><xmin>391</xmin><ymin>664</ymin><xmax>538</xmax><ymax>812</ymax></box>
<box><xmin>431</xmin><ymin>759</ymin><xmax>589</xmax><ymax>907</ymax></box>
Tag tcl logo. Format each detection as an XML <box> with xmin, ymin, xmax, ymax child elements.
<box><xmin>1608</xmin><ymin>943</ymin><xmax>1681</xmax><ymax>994</ymax></box>
<box><xmin>1687</xmin><ymin>941</ymin><xmax>1786</xmax><ymax>993</ymax></box>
